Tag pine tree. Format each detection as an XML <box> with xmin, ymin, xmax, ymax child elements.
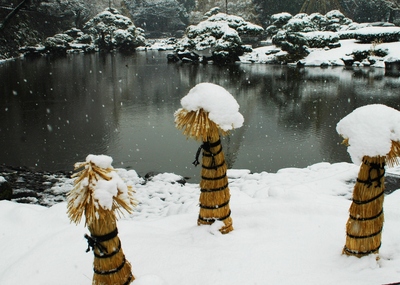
<box><xmin>300</xmin><ymin>0</ymin><xmax>343</xmax><ymax>14</ymax></box>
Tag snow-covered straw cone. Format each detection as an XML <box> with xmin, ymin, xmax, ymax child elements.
<box><xmin>67</xmin><ymin>154</ymin><xmax>136</xmax><ymax>285</ymax></box>
<box><xmin>337</xmin><ymin>104</ymin><xmax>400</xmax><ymax>258</ymax></box>
<box><xmin>174</xmin><ymin>83</ymin><xmax>244</xmax><ymax>234</ymax></box>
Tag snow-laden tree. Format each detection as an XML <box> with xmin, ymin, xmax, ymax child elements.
<box><xmin>299</xmin><ymin>0</ymin><xmax>343</xmax><ymax>15</ymax></box>
<box><xmin>123</xmin><ymin>0</ymin><xmax>189</xmax><ymax>37</ymax></box>
<box><xmin>265</xmin><ymin>10</ymin><xmax>359</xmax><ymax>63</ymax></box>
<box><xmin>83</xmin><ymin>7</ymin><xmax>145</xmax><ymax>52</ymax></box>
<box><xmin>342</xmin><ymin>0</ymin><xmax>400</xmax><ymax>22</ymax></box>
<box><xmin>191</xmin><ymin>0</ymin><xmax>259</xmax><ymax>25</ymax></box>
<box><xmin>173</xmin><ymin>8</ymin><xmax>263</xmax><ymax>64</ymax></box>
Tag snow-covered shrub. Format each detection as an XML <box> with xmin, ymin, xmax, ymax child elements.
<box><xmin>204</xmin><ymin>7</ymin><xmax>221</xmax><ymax>18</ymax></box>
<box><xmin>206</xmin><ymin>13</ymin><xmax>264</xmax><ymax>38</ymax></box>
<box><xmin>272</xmin><ymin>31</ymin><xmax>309</xmax><ymax>61</ymax></box>
<box><xmin>44</xmin><ymin>34</ymin><xmax>73</xmax><ymax>50</ymax></box>
<box><xmin>301</xmin><ymin>31</ymin><xmax>340</xmax><ymax>48</ymax></box>
<box><xmin>283</xmin><ymin>17</ymin><xmax>317</xmax><ymax>33</ymax></box>
<box><xmin>265</xmin><ymin>10</ymin><xmax>357</xmax><ymax>62</ymax></box>
<box><xmin>355</xmin><ymin>27</ymin><xmax>400</xmax><ymax>43</ymax></box>
<box><xmin>270</xmin><ymin>12</ymin><xmax>293</xmax><ymax>28</ymax></box>
<box><xmin>324</xmin><ymin>10</ymin><xmax>353</xmax><ymax>31</ymax></box>
<box><xmin>83</xmin><ymin>7</ymin><xmax>145</xmax><ymax>51</ymax></box>
<box><xmin>266</xmin><ymin>25</ymin><xmax>279</xmax><ymax>37</ymax></box>
<box><xmin>308</xmin><ymin>13</ymin><xmax>328</xmax><ymax>30</ymax></box>
<box><xmin>75</xmin><ymin>34</ymin><xmax>92</xmax><ymax>44</ymax></box>
<box><xmin>174</xmin><ymin>9</ymin><xmax>263</xmax><ymax>63</ymax></box>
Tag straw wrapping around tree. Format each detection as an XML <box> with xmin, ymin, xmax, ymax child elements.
<box><xmin>174</xmin><ymin>83</ymin><xmax>244</xmax><ymax>234</ymax></box>
<box><xmin>337</xmin><ymin>104</ymin><xmax>400</xmax><ymax>258</ymax></box>
<box><xmin>343</xmin><ymin>156</ymin><xmax>385</xmax><ymax>257</ymax></box>
<box><xmin>67</xmin><ymin>155</ymin><xmax>136</xmax><ymax>285</ymax></box>
<box><xmin>197</xmin><ymin>133</ymin><xmax>233</xmax><ymax>233</ymax></box>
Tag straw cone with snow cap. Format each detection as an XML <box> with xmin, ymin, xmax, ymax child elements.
<box><xmin>67</xmin><ymin>154</ymin><xmax>136</xmax><ymax>284</ymax></box>
<box><xmin>174</xmin><ymin>82</ymin><xmax>244</xmax><ymax>234</ymax></box>
<box><xmin>337</xmin><ymin>104</ymin><xmax>400</xmax><ymax>257</ymax></box>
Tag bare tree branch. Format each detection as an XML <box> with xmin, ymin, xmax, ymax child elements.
<box><xmin>0</xmin><ymin>0</ymin><xmax>29</xmax><ymax>32</ymax></box>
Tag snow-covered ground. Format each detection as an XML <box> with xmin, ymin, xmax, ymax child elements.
<box><xmin>240</xmin><ymin>38</ymin><xmax>400</xmax><ymax>67</ymax></box>
<box><xmin>2</xmin><ymin>161</ymin><xmax>400</xmax><ymax>284</ymax></box>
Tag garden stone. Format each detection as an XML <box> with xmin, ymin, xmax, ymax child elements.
<box><xmin>0</xmin><ymin>177</ymin><xmax>13</xmax><ymax>201</ymax></box>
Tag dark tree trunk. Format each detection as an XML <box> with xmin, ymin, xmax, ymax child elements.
<box><xmin>0</xmin><ymin>0</ymin><xmax>29</xmax><ymax>31</ymax></box>
<box><xmin>300</xmin><ymin>0</ymin><xmax>343</xmax><ymax>15</ymax></box>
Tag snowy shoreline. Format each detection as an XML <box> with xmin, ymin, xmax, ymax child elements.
<box><xmin>2</xmin><ymin>161</ymin><xmax>400</xmax><ymax>284</ymax></box>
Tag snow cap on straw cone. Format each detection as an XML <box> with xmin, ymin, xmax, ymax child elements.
<box><xmin>336</xmin><ymin>104</ymin><xmax>400</xmax><ymax>257</ymax></box>
<box><xmin>175</xmin><ymin>82</ymin><xmax>244</xmax><ymax>141</ymax></box>
<box><xmin>174</xmin><ymin>82</ymin><xmax>244</xmax><ymax>234</ymax></box>
<box><xmin>336</xmin><ymin>104</ymin><xmax>400</xmax><ymax>167</ymax></box>
<box><xmin>67</xmin><ymin>154</ymin><xmax>136</xmax><ymax>285</ymax></box>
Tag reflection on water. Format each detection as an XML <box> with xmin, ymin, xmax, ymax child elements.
<box><xmin>1</xmin><ymin>52</ymin><xmax>400</xmax><ymax>182</ymax></box>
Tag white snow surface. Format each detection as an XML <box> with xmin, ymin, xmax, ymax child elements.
<box><xmin>179</xmin><ymin>82</ymin><xmax>244</xmax><ymax>131</ymax></box>
<box><xmin>336</xmin><ymin>104</ymin><xmax>400</xmax><ymax>165</ymax></box>
<box><xmin>3</xmin><ymin>162</ymin><xmax>400</xmax><ymax>284</ymax></box>
<box><xmin>85</xmin><ymin>154</ymin><xmax>113</xmax><ymax>169</ymax></box>
<box><xmin>240</xmin><ymin>38</ymin><xmax>400</xmax><ymax>67</ymax></box>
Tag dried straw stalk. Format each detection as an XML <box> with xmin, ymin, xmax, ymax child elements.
<box><xmin>343</xmin><ymin>155</ymin><xmax>385</xmax><ymax>257</ymax></box>
<box><xmin>175</xmin><ymin>108</ymin><xmax>233</xmax><ymax>234</ymax></box>
<box><xmin>175</xmin><ymin>108</ymin><xmax>228</xmax><ymax>141</ymax></box>
<box><xmin>67</xmin><ymin>160</ymin><xmax>135</xmax><ymax>285</ymax></box>
<box><xmin>342</xmin><ymin>140</ymin><xmax>400</xmax><ymax>257</ymax></box>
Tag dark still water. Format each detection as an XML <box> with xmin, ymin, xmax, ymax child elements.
<box><xmin>1</xmin><ymin>51</ymin><xmax>400</xmax><ymax>181</ymax></box>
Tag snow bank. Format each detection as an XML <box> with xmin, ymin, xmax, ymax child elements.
<box><xmin>3</xmin><ymin>162</ymin><xmax>400</xmax><ymax>284</ymax></box>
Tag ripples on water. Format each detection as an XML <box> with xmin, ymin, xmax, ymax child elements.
<box><xmin>1</xmin><ymin>52</ymin><xmax>400</xmax><ymax>182</ymax></box>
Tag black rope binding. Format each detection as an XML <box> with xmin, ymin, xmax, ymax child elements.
<box><xmin>198</xmin><ymin>210</ymin><xmax>231</xmax><ymax>223</ymax></box>
<box><xmin>85</xmin><ymin>228</ymin><xmax>118</xmax><ymax>255</ymax></box>
<box><xmin>192</xmin><ymin>139</ymin><xmax>222</xmax><ymax>169</ymax></box>
<box><xmin>201</xmin><ymin>182</ymin><xmax>229</xmax><ymax>193</ymax></box>
<box><xmin>94</xmin><ymin>240</ymin><xmax>121</xmax><ymax>259</ymax></box>
<box><xmin>123</xmin><ymin>274</ymin><xmax>134</xmax><ymax>285</ymax></box>
<box><xmin>349</xmin><ymin>209</ymin><xmax>383</xmax><ymax>221</ymax></box>
<box><xmin>352</xmin><ymin>190</ymin><xmax>384</xmax><ymax>205</ymax></box>
<box><xmin>343</xmin><ymin>243</ymin><xmax>381</xmax><ymax>256</ymax></box>
<box><xmin>346</xmin><ymin>227</ymin><xmax>383</xmax><ymax>239</ymax></box>
<box><xmin>201</xmin><ymin>173</ymin><xmax>227</xmax><ymax>181</ymax></box>
<box><xmin>356</xmin><ymin>159</ymin><xmax>385</xmax><ymax>188</ymax></box>
<box><xmin>94</xmin><ymin>256</ymin><xmax>127</xmax><ymax>275</ymax></box>
<box><xmin>199</xmin><ymin>199</ymin><xmax>230</xmax><ymax>209</ymax></box>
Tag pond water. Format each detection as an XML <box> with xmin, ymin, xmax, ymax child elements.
<box><xmin>1</xmin><ymin>51</ymin><xmax>400</xmax><ymax>182</ymax></box>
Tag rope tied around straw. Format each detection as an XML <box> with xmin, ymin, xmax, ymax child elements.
<box><xmin>175</xmin><ymin>105</ymin><xmax>237</xmax><ymax>234</ymax></box>
<box><xmin>85</xmin><ymin>228</ymin><xmax>119</xmax><ymax>255</ymax></box>
<box><xmin>343</xmin><ymin>243</ymin><xmax>381</xmax><ymax>256</ymax></box>
<box><xmin>198</xmin><ymin>210</ymin><xmax>232</xmax><ymax>223</ymax></box>
<box><xmin>356</xmin><ymin>158</ymin><xmax>385</xmax><ymax>188</ymax></box>
<box><xmin>193</xmin><ymin>139</ymin><xmax>222</xmax><ymax>169</ymax></box>
<box><xmin>67</xmin><ymin>155</ymin><xmax>136</xmax><ymax>284</ymax></box>
<box><xmin>342</xmin><ymin>155</ymin><xmax>386</xmax><ymax>257</ymax></box>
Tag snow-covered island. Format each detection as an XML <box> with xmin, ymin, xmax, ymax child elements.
<box><xmin>241</xmin><ymin>10</ymin><xmax>400</xmax><ymax>69</ymax></box>
<box><xmin>15</xmin><ymin>7</ymin><xmax>400</xmax><ymax>71</ymax></box>
<box><xmin>162</xmin><ymin>8</ymin><xmax>400</xmax><ymax>69</ymax></box>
